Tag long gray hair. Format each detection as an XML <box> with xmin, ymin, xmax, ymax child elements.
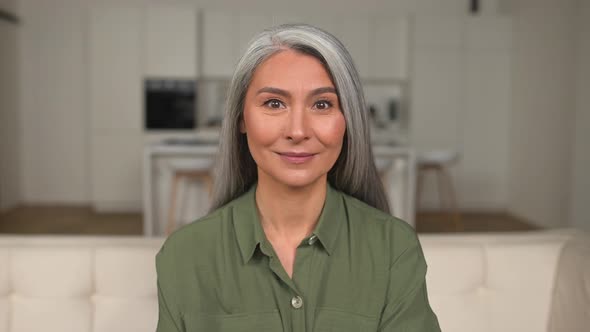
<box><xmin>209</xmin><ymin>23</ymin><xmax>390</xmax><ymax>214</ymax></box>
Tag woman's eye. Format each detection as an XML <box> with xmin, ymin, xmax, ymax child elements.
<box><xmin>263</xmin><ymin>99</ymin><xmax>284</xmax><ymax>109</ymax></box>
<box><xmin>314</xmin><ymin>100</ymin><xmax>332</xmax><ymax>110</ymax></box>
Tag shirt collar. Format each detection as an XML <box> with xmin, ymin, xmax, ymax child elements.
<box><xmin>232</xmin><ymin>183</ymin><xmax>265</xmax><ymax>264</ymax></box>
<box><xmin>312</xmin><ymin>183</ymin><xmax>344</xmax><ymax>256</ymax></box>
<box><xmin>232</xmin><ymin>182</ymin><xmax>345</xmax><ymax>264</ymax></box>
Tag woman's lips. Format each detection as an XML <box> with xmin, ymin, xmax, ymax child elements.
<box><xmin>277</xmin><ymin>152</ymin><xmax>316</xmax><ymax>164</ymax></box>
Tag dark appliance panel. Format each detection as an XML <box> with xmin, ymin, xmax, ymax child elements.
<box><xmin>145</xmin><ymin>79</ymin><xmax>196</xmax><ymax>130</ymax></box>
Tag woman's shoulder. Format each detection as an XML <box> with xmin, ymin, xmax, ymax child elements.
<box><xmin>338</xmin><ymin>190</ymin><xmax>420</xmax><ymax>258</ymax></box>
<box><xmin>157</xmin><ymin>200</ymin><xmax>238</xmax><ymax>261</ymax></box>
<box><xmin>169</xmin><ymin>209</ymin><xmax>224</xmax><ymax>241</ymax></box>
<box><xmin>340</xmin><ymin>190</ymin><xmax>415</xmax><ymax>234</ymax></box>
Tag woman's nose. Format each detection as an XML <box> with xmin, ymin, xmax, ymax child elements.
<box><xmin>284</xmin><ymin>106</ymin><xmax>310</xmax><ymax>143</ymax></box>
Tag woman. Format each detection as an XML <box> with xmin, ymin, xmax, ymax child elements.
<box><xmin>156</xmin><ymin>24</ymin><xmax>440</xmax><ymax>331</ymax></box>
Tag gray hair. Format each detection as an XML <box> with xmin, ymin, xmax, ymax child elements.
<box><xmin>209</xmin><ymin>23</ymin><xmax>390</xmax><ymax>214</ymax></box>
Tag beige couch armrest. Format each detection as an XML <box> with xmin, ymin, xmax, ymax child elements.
<box><xmin>548</xmin><ymin>232</ymin><xmax>590</xmax><ymax>332</ymax></box>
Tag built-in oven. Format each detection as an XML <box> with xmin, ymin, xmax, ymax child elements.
<box><xmin>144</xmin><ymin>79</ymin><xmax>196</xmax><ymax>130</ymax></box>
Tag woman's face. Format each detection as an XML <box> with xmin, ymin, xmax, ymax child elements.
<box><xmin>241</xmin><ymin>49</ymin><xmax>346</xmax><ymax>189</ymax></box>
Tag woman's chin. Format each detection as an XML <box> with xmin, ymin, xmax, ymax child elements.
<box><xmin>270</xmin><ymin>172</ymin><xmax>327</xmax><ymax>190</ymax></box>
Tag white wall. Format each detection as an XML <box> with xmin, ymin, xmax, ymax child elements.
<box><xmin>170</xmin><ymin>0</ymin><xmax>469</xmax><ymax>15</ymax></box>
<box><xmin>78</xmin><ymin>0</ymin><xmax>472</xmax><ymax>15</ymax></box>
<box><xmin>0</xmin><ymin>3</ymin><xmax>20</xmax><ymax>211</ymax></box>
<box><xmin>570</xmin><ymin>1</ymin><xmax>590</xmax><ymax>231</ymax></box>
<box><xmin>0</xmin><ymin>0</ymin><xmax>16</xmax><ymax>12</ymax></box>
<box><xmin>18</xmin><ymin>0</ymin><xmax>90</xmax><ymax>204</ymax></box>
<box><xmin>507</xmin><ymin>0</ymin><xmax>578</xmax><ymax>228</ymax></box>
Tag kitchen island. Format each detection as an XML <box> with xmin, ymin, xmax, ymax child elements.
<box><xmin>143</xmin><ymin>142</ymin><xmax>416</xmax><ymax>236</ymax></box>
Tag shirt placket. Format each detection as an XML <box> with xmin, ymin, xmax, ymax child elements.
<box><xmin>263</xmin><ymin>236</ymin><xmax>319</xmax><ymax>332</ymax></box>
<box><xmin>291</xmin><ymin>236</ymin><xmax>318</xmax><ymax>332</ymax></box>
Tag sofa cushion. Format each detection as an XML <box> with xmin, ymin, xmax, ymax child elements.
<box><xmin>423</xmin><ymin>244</ymin><xmax>487</xmax><ymax>332</ymax></box>
<box><xmin>12</xmin><ymin>297</ymin><xmax>91</xmax><ymax>332</ymax></box>
<box><xmin>548</xmin><ymin>233</ymin><xmax>590</xmax><ymax>332</ymax></box>
<box><xmin>11</xmin><ymin>248</ymin><xmax>93</xmax><ymax>297</ymax></box>
<box><xmin>0</xmin><ymin>231</ymin><xmax>581</xmax><ymax>332</ymax></box>
<box><xmin>485</xmin><ymin>242</ymin><xmax>564</xmax><ymax>332</ymax></box>
<box><xmin>93</xmin><ymin>297</ymin><xmax>158</xmax><ymax>332</ymax></box>
<box><xmin>420</xmin><ymin>233</ymin><xmax>570</xmax><ymax>332</ymax></box>
<box><xmin>95</xmin><ymin>247</ymin><xmax>159</xmax><ymax>297</ymax></box>
<box><xmin>0</xmin><ymin>236</ymin><xmax>164</xmax><ymax>332</ymax></box>
<box><xmin>0</xmin><ymin>249</ymin><xmax>9</xmax><ymax>332</ymax></box>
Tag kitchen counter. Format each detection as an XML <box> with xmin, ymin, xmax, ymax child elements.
<box><xmin>143</xmin><ymin>141</ymin><xmax>416</xmax><ymax>236</ymax></box>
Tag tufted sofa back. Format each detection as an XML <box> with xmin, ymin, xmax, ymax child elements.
<box><xmin>420</xmin><ymin>231</ymin><xmax>575</xmax><ymax>332</ymax></box>
<box><xmin>0</xmin><ymin>231</ymin><xmax>579</xmax><ymax>332</ymax></box>
<box><xmin>0</xmin><ymin>236</ymin><xmax>163</xmax><ymax>332</ymax></box>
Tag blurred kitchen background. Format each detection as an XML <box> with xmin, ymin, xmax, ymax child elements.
<box><xmin>0</xmin><ymin>0</ymin><xmax>588</xmax><ymax>235</ymax></box>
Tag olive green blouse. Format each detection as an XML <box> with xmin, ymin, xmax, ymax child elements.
<box><xmin>156</xmin><ymin>183</ymin><xmax>440</xmax><ymax>332</ymax></box>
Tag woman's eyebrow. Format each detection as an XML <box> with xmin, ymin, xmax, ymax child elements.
<box><xmin>309</xmin><ymin>87</ymin><xmax>337</xmax><ymax>96</ymax></box>
<box><xmin>256</xmin><ymin>86</ymin><xmax>336</xmax><ymax>97</ymax></box>
<box><xmin>256</xmin><ymin>87</ymin><xmax>290</xmax><ymax>97</ymax></box>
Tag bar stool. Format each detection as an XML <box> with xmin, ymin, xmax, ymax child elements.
<box><xmin>375</xmin><ymin>157</ymin><xmax>393</xmax><ymax>194</ymax></box>
<box><xmin>416</xmin><ymin>150</ymin><xmax>462</xmax><ymax>231</ymax></box>
<box><xmin>166</xmin><ymin>159</ymin><xmax>214</xmax><ymax>235</ymax></box>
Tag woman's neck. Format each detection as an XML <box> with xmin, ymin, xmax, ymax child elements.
<box><xmin>255</xmin><ymin>172</ymin><xmax>327</xmax><ymax>245</ymax></box>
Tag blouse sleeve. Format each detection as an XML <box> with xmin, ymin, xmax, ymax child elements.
<box><xmin>377</xmin><ymin>228</ymin><xmax>441</xmax><ymax>332</ymax></box>
<box><xmin>155</xmin><ymin>242</ymin><xmax>185</xmax><ymax>332</ymax></box>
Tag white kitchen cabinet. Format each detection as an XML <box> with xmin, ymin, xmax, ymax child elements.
<box><xmin>465</xmin><ymin>16</ymin><xmax>512</xmax><ymax>51</ymax></box>
<box><xmin>410</xmin><ymin>15</ymin><xmax>466</xmax><ymax>210</ymax></box>
<box><xmin>91</xmin><ymin>133</ymin><xmax>143</xmax><ymax>212</ymax></box>
<box><xmin>201</xmin><ymin>11</ymin><xmax>409</xmax><ymax>81</ymax></box>
<box><xmin>272</xmin><ymin>14</ymin><xmax>306</xmax><ymax>26</ymax></box>
<box><xmin>410</xmin><ymin>16</ymin><xmax>465</xmax><ymax>154</ymax></box>
<box><xmin>89</xmin><ymin>4</ymin><xmax>144</xmax><ymax>211</ymax></box>
<box><xmin>201</xmin><ymin>11</ymin><xmax>236</xmax><ymax>77</ymax></box>
<box><xmin>334</xmin><ymin>17</ymin><xmax>371</xmax><ymax>79</ymax></box>
<box><xmin>458</xmin><ymin>16</ymin><xmax>512</xmax><ymax>209</ymax></box>
<box><xmin>290</xmin><ymin>14</ymin><xmax>408</xmax><ymax>80</ymax></box>
<box><xmin>410</xmin><ymin>51</ymin><xmax>464</xmax><ymax>152</ymax></box>
<box><xmin>370</xmin><ymin>17</ymin><xmax>409</xmax><ymax>79</ymax></box>
<box><xmin>237</xmin><ymin>13</ymin><xmax>273</xmax><ymax>57</ymax></box>
<box><xmin>303</xmin><ymin>15</ymin><xmax>372</xmax><ymax>79</ymax></box>
<box><xmin>274</xmin><ymin>14</ymin><xmax>403</xmax><ymax>80</ymax></box>
<box><xmin>145</xmin><ymin>4</ymin><xmax>198</xmax><ymax>78</ymax></box>
<box><xmin>89</xmin><ymin>4</ymin><xmax>142</xmax><ymax>131</ymax></box>
<box><xmin>459</xmin><ymin>51</ymin><xmax>511</xmax><ymax>209</ymax></box>
<box><xmin>302</xmin><ymin>14</ymin><xmax>339</xmax><ymax>37</ymax></box>
<box><xmin>0</xmin><ymin>19</ymin><xmax>20</xmax><ymax>210</ymax></box>
<box><xmin>410</xmin><ymin>15</ymin><xmax>513</xmax><ymax>210</ymax></box>
<box><xmin>413</xmin><ymin>15</ymin><xmax>464</xmax><ymax>50</ymax></box>
<box><xmin>201</xmin><ymin>11</ymin><xmax>274</xmax><ymax>77</ymax></box>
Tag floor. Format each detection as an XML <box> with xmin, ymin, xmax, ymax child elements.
<box><xmin>0</xmin><ymin>206</ymin><xmax>537</xmax><ymax>235</ymax></box>
<box><xmin>415</xmin><ymin>211</ymin><xmax>537</xmax><ymax>233</ymax></box>
<box><xmin>0</xmin><ymin>206</ymin><xmax>142</xmax><ymax>235</ymax></box>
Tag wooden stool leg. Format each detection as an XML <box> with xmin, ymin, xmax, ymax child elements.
<box><xmin>179</xmin><ymin>176</ymin><xmax>190</xmax><ymax>228</ymax></box>
<box><xmin>204</xmin><ymin>175</ymin><xmax>213</xmax><ymax>199</ymax></box>
<box><xmin>436</xmin><ymin>166</ymin><xmax>454</xmax><ymax>231</ymax></box>
<box><xmin>166</xmin><ymin>174</ymin><xmax>181</xmax><ymax>235</ymax></box>
<box><xmin>187</xmin><ymin>172</ymin><xmax>213</xmax><ymax>202</ymax></box>
<box><xmin>416</xmin><ymin>168</ymin><xmax>425</xmax><ymax>212</ymax></box>
<box><xmin>442</xmin><ymin>168</ymin><xmax>463</xmax><ymax>231</ymax></box>
<box><xmin>436</xmin><ymin>166</ymin><xmax>447</xmax><ymax>212</ymax></box>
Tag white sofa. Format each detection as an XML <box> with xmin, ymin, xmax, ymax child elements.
<box><xmin>0</xmin><ymin>230</ymin><xmax>588</xmax><ymax>332</ymax></box>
